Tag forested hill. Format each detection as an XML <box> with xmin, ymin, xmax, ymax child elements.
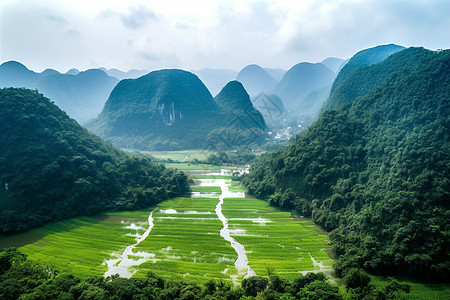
<box><xmin>242</xmin><ymin>49</ymin><xmax>450</xmax><ymax>280</ymax></box>
<box><xmin>329</xmin><ymin>44</ymin><xmax>404</xmax><ymax>92</ymax></box>
<box><xmin>0</xmin><ymin>88</ymin><xmax>190</xmax><ymax>233</ymax></box>
<box><xmin>322</xmin><ymin>47</ymin><xmax>433</xmax><ymax>111</ymax></box>
<box><xmin>214</xmin><ymin>80</ymin><xmax>266</xmax><ymax>129</ymax></box>
<box><xmin>87</xmin><ymin>69</ymin><xmax>266</xmax><ymax>150</ymax></box>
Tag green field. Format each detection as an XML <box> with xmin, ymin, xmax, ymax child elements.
<box><xmin>8</xmin><ymin>174</ymin><xmax>334</xmax><ymax>283</ymax></box>
<box><xmin>222</xmin><ymin>197</ymin><xmax>333</xmax><ymax>280</ymax></box>
<box><xmin>16</xmin><ymin>213</ymin><xmax>149</xmax><ymax>278</ymax></box>
<box><xmin>190</xmin><ymin>186</ymin><xmax>222</xmax><ymax>193</ymax></box>
<box><xmin>165</xmin><ymin>163</ymin><xmax>224</xmax><ymax>171</ymax></box>
<box><xmin>131</xmin><ymin>197</ymin><xmax>240</xmax><ymax>282</ymax></box>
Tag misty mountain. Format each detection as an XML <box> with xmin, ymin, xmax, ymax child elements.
<box><xmin>192</xmin><ymin>68</ymin><xmax>238</xmax><ymax>96</ymax></box>
<box><xmin>272</xmin><ymin>62</ymin><xmax>336</xmax><ymax>114</ymax></box>
<box><xmin>36</xmin><ymin>70</ymin><xmax>119</xmax><ymax>123</ymax></box>
<box><xmin>0</xmin><ymin>61</ymin><xmax>119</xmax><ymax>123</ymax></box>
<box><xmin>87</xmin><ymin>69</ymin><xmax>266</xmax><ymax>150</ymax></box>
<box><xmin>236</xmin><ymin>64</ymin><xmax>278</xmax><ymax>96</ymax></box>
<box><xmin>65</xmin><ymin>68</ymin><xmax>80</xmax><ymax>75</ymax></box>
<box><xmin>0</xmin><ymin>61</ymin><xmax>39</xmax><ymax>88</ymax></box>
<box><xmin>321</xmin><ymin>57</ymin><xmax>345</xmax><ymax>73</ymax></box>
<box><xmin>264</xmin><ymin>68</ymin><xmax>286</xmax><ymax>81</ymax></box>
<box><xmin>99</xmin><ymin>67</ymin><xmax>149</xmax><ymax>80</ymax></box>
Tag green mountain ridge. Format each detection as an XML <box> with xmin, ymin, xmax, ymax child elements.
<box><xmin>323</xmin><ymin>46</ymin><xmax>431</xmax><ymax>111</ymax></box>
<box><xmin>87</xmin><ymin>70</ymin><xmax>266</xmax><ymax>150</ymax></box>
<box><xmin>0</xmin><ymin>88</ymin><xmax>189</xmax><ymax>233</ymax></box>
<box><xmin>243</xmin><ymin>48</ymin><xmax>450</xmax><ymax>280</ymax></box>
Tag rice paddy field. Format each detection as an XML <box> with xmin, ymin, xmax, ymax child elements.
<box><xmin>222</xmin><ymin>197</ymin><xmax>333</xmax><ymax>280</ymax></box>
<box><xmin>1</xmin><ymin>168</ymin><xmax>335</xmax><ymax>284</ymax></box>
<box><xmin>2</xmin><ymin>157</ymin><xmax>446</xmax><ymax>298</ymax></box>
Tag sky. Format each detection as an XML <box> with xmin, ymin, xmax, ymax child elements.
<box><xmin>1</xmin><ymin>0</ymin><xmax>450</xmax><ymax>73</ymax></box>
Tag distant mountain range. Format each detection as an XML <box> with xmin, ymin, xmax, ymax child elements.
<box><xmin>191</xmin><ymin>68</ymin><xmax>238</xmax><ymax>96</ymax></box>
<box><xmin>98</xmin><ymin>67</ymin><xmax>149</xmax><ymax>80</ymax></box>
<box><xmin>0</xmin><ymin>61</ymin><xmax>119</xmax><ymax>123</ymax></box>
<box><xmin>87</xmin><ymin>69</ymin><xmax>266</xmax><ymax>150</ymax></box>
<box><xmin>273</xmin><ymin>62</ymin><xmax>336</xmax><ymax>115</ymax></box>
<box><xmin>236</xmin><ymin>64</ymin><xmax>278</xmax><ymax>96</ymax></box>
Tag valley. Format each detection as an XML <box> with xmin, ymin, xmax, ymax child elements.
<box><xmin>1</xmin><ymin>166</ymin><xmax>332</xmax><ymax>284</ymax></box>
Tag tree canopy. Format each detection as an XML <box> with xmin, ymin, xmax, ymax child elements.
<box><xmin>0</xmin><ymin>88</ymin><xmax>190</xmax><ymax>233</ymax></box>
<box><xmin>243</xmin><ymin>48</ymin><xmax>450</xmax><ymax>280</ymax></box>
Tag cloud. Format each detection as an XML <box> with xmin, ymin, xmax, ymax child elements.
<box><xmin>45</xmin><ymin>13</ymin><xmax>68</xmax><ymax>26</ymax></box>
<box><xmin>120</xmin><ymin>6</ymin><xmax>158</xmax><ymax>29</ymax></box>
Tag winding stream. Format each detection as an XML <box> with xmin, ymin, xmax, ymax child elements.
<box><xmin>104</xmin><ymin>171</ymin><xmax>256</xmax><ymax>279</ymax></box>
<box><xmin>103</xmin><ymin>208</ymin><xmax>158</xmax><ymax>278</ymax></box>
<box><xmin>207</xmin><ymin>179</ymin><xmax>256</xmax><ymax>278</ymax></box>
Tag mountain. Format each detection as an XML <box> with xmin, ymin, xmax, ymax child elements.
<box><xmin>214</xmin><ymin>80</ymin><xmax>265</xmax><ymax>128</ymax></box>
<box><xmin>65</xmin><ymin>68</ymin><xmax>79</xmax><ymax>75</ymax></box>
<box><xmin>273</xmin><ymin>62</ymin><xmax>336</xmax><ymax>113</ymax></box>
<box><xmin>243</xmin><ymin>48</ymin><xmax>450</xmax><ymax>280</ymax></box>
<box><xmin>321</xmin><ymin>57</ymin><xmax>345</xmax><ymax>73</ymax></box>
<box><xmin>87</xmin><ymin>69</ymin><xmax>266</xmax><ymax>150</ymax></box>
<box><xmin>40</xmin><ymin>68</ymin><xmax>60</xmax><ymax>77</ymax></box>
<box><xmin>0</xmin><ymin>87</ymin><xmax>189</xmax><ymax>233</ymax></box>
<box><xmin>101</xmin><ymin>68</ymin><xmax>148</xmax><ymax>80</ymax></box>
<box><xmin>264</xmin><ymin>68</ymin><xmax>286</xmax><ymax>81</ymax></box>
<box><xmin>236</xmin><ymin>64</ymin><xmax>278</xmax><ymax>96</ymax></box>
<box><xmin>0</xmin><ymin>61</ymin><xmax>119</xmax><ymax>123</ymax></box>
<box><xmin>191</xmin><ymin>68</ymin><xmax>238</xmax><ymax>96</ymax></box>
<box><xmin>251</xmin><ymin>93</ymin><xmax>286</xmax><ymax>117</ymax></box>
<box><xmin>0</xmin><ymin>61</ymin><xmax>39</xmax><ymax>88</ymax></box>
<box><xmin>36</xmin><ymin>69</ymin><xmax>119</xmax><ymax>123</ymax></box>
<box><xmin>330</xmin><ymin>44</ymin><xmax>405</xmax><ymax>94</ymax></box>
<box><xmin>322</xmin><ymin>46</ymin><xmax>432</xmax><ymax>111</ymax></box>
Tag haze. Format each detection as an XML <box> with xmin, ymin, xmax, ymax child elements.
<box><xmin>1</xmin><ymin>0</ymin><xmax>450</xmax><ymax>72</ymax></box>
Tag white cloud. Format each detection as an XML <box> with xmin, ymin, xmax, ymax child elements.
<box><xmin>1</xmin><ymin>0</ymin><xmax>449</xmax><ymax>72</ymax></box>
<box><xmin>120</xmin><ymin>6</ymin><xmax>158</xmax><ymax>29</ymax></box>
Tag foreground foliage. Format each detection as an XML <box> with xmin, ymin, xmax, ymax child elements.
<box><xmin>0</xmin><ymin>88</ymin><xmax>190</xmax><ymax>233</ymax></box>
<box><xmin>243</xmin><ymin>48</ymin><xmax>450</xmax><ymax>280</ymax></box>
<box><xmin>0</xmin><ymin>248</ymin><xmax>417</xmax><ymax>299</ymax></box>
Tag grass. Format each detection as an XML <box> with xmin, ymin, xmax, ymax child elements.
<box><xmin>228</xmin><ymin>181</ymin><xmax>247</xmax><ymax>193</ymax></box>
<box><xmin>12</xmin><ymin>177</ymin><xmax>334</xmax><ymax>283</ymax></box>
<box><xmin>190</xmin><ymin>186</ymin><xmax>222</xmax><ymax>193</ymax></box>
<box><xmin>221</xmin><ymin>197</ymin><xmax>333</xmax><ymax>281</ymax></box>
<box><xmin>17</xmin><ymin>213</ymin><xmax>149</xmax><ymax>278</ymax></box>
<box><xmin>132</xmin><ymin>197</ymin><xmax>239</xmax><ymax>282</ymax></box>
<box><xmin>164</xmin><ymin>163</ymin><xmax>224</xmax><ymax>171</ymax></box>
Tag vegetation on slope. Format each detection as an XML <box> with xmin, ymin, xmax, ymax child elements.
<box><xmin>0</xmin><ymin>88</ymin><xmax>190</xmax><ymax>233</ymax></box>
<box><xmin>242</xmin><ymin>49</ymin><xmax>450</xmax><ymax>280</ymax></box>
<box><xmin>0</xmin><ymin>247</ymin><xmax>419</xmax><ymax>299</ymax></box>
<box><xmin>88</xmin><ymin>70</ymin><xmax>266</xmax><ymax>151</ymax></box>
<box><xmin>322</xmin><ymin>47</ymin><xmax>433</xmax><ymax>112</ymax></box>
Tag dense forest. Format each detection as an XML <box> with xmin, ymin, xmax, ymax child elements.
<box><xmin>0</xmin><ymin>248</ymin><xmax>412</xmax><ymax>300</ymax></box>
<box><xmin>242</xmin><ymin>48</ymin><xmax>450</xmax><ymax>280</ymax></box>
<box><xmin>0</xmin><ymin>88</ymin><xmax>190</xmax><ymax>233</ymax></box>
